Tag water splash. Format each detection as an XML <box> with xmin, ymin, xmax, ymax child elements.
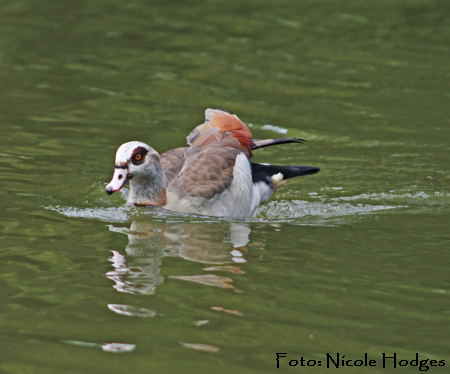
<box><xmin>254</xmin><ymin>199</ymin><xmax>399</xmax><ymax>222</ymax></box>
<box><xmin>48</xmin><ymin>205</ymin><xmax>132</xmax><ymax>223</ymax></box>
<box><xmin>47</xmin><ymin>190</ymin><xmax>448</xmax><ymax>226</ymax></box>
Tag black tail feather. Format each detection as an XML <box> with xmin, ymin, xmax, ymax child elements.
<box><xmin>251</xmin><ymin>138</ymin><xmax>305</xmax><ymax>150</ymax></box>
<box><xmin>251</xmin><ymin>163</ymin><xmax>320</xmax><ymax>183</ymax></box>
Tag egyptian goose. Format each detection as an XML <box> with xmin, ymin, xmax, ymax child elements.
<box><xmin>106</xmin><ymin>109</ymin><xmax>319</xmax><ymax>218</ymax></box>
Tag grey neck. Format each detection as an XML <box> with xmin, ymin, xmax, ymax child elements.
<box><xmin>127</xmin><ymin>163</ymin><xmax>167</xmax><ymax>206</ymax></box>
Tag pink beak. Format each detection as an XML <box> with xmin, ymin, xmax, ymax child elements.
<box><xmin>106</xmin><ymin>167</ymin><xmax>129</xmax><ymax>195</ymax></box>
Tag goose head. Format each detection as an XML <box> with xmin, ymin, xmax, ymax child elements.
<box><xmin>105</xmin><ymin>141</ymin><xmax>163</xmax><ymax>197</ymax></box>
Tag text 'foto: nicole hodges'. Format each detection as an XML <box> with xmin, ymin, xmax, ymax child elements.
<box><xmin>275</xmin><ymin>352</ymin><xmax>446</xmax><ymax>371</ymax></box>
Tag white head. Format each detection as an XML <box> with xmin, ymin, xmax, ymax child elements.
<box><xmin>105</xmin><ymin>141</ymin><xmax>161</xmax><ymax>196</ymax></box>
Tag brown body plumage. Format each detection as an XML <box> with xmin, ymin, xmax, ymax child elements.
<box><xmin>106</xmin><ymin>109</ymin><xmax>319</xmax><ymax>218</ymax></box>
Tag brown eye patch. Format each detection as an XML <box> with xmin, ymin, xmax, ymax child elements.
<box><xmin>131</xmin><ymin>147</ymin><xmax>148</xmax><ymax>165</ymax></box>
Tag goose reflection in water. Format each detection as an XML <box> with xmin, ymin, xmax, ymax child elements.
<box><xmin>106</xmin><ymin>216</ymin><xmax>252</xmax><ymax>295</ymax></box>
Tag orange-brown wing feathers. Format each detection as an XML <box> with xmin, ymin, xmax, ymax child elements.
<box><xmin>187</xmin><ymin>109</ymin><xmax>253</xmax><ymax>152</ymax></box>
<box><xmin>165</xmin><ymin>109</ymin><xmax>254</xmax><ymax>200</ymax></box>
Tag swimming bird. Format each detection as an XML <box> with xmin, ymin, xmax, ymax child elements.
<box><xmin>106</xmin><ymin>109</ymin><xmax>319</xmax><ymax>218</ymax></box>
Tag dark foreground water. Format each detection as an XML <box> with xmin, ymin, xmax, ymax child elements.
<box><xmin>0</xmin><ymin>1</ymin><xmax>449</xmax><ymax>373</ymax></box>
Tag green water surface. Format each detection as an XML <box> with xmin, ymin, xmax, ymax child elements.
<box><xmin>0</xmin><ymin>0</ymin><xmax>449</xmax><ymax>373</ymax></box>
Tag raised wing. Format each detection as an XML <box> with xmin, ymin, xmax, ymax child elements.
<box><xmin>186</xmin><ymin>109</ymin><xmax>253</xmax><ymax>152</ymax></box>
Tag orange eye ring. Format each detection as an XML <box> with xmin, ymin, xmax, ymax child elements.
<box><xmin>134</xmin><ymin>154</ymin><xmax>142</xmax><ymax>161</ymax></box>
